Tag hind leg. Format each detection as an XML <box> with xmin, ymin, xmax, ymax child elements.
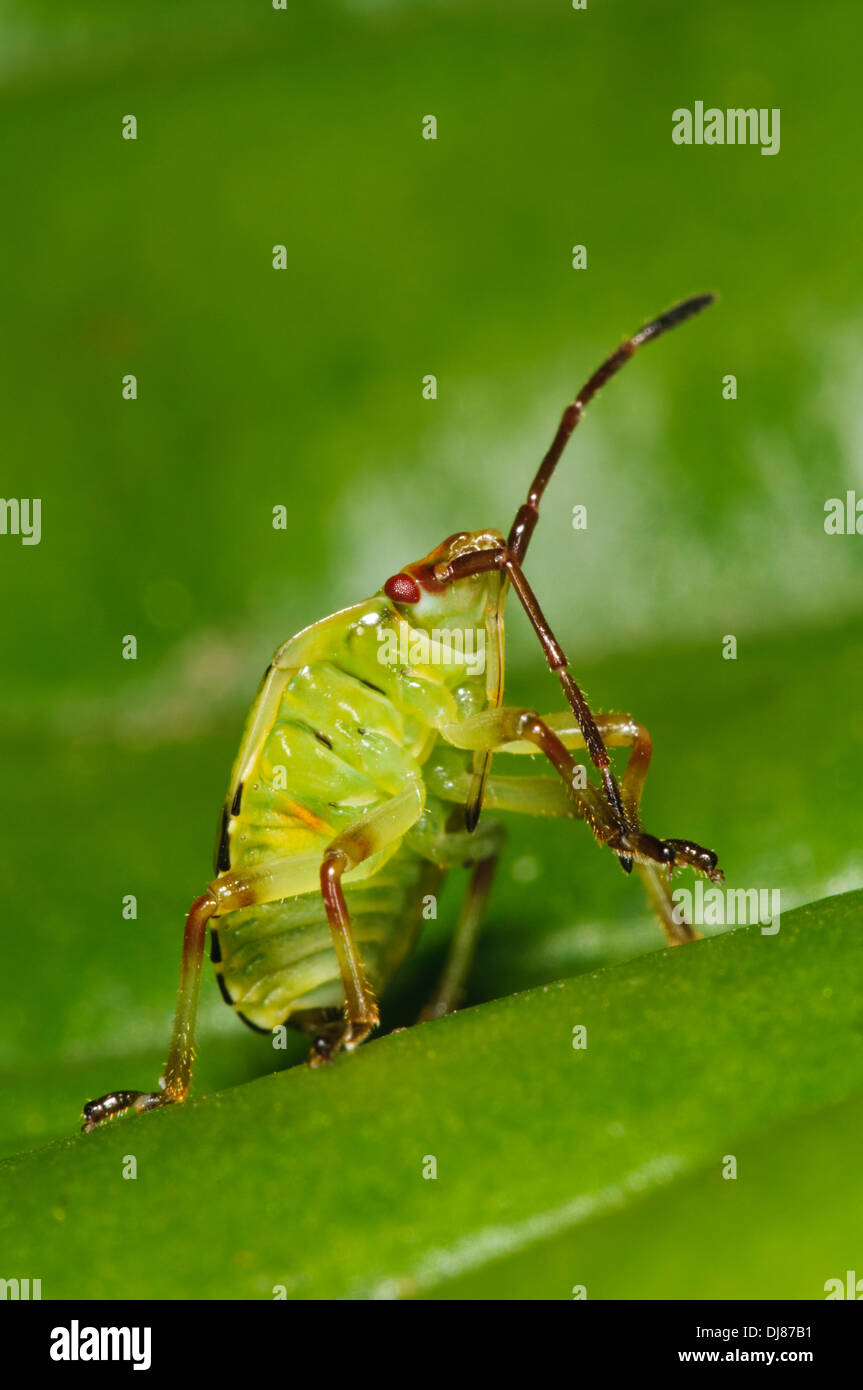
<box><xmin>82</xmin><ymin>891</ymin><xmax>218</xmax><ymax>1132</ymax></box>
<box><xmin>83</xmin><ymin>783</ymin><xmax>426</xmax><ymax>1128</ymax></box>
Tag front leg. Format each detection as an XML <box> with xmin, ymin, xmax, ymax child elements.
<box><xmin>440</xmin><ymin>707</ymin><xmax>683</xmax><ymax>872</ymax></box>
<box><xmin>437</xmin><ymin>707</ymin><xmax>722</xmax><ymax>946</ymax></box>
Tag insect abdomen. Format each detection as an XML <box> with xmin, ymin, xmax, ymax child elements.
<box><xmin>211</xmin><ymin>641</ymin><xmax>448</xmax><ymax>1030</ymax></box>
<box><xmin>211</xmin><ymin>851</ymin><xmax>434</xmax><ymax>1031</ymax></box>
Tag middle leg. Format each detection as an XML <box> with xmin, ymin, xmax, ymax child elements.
<box><xmin>408</xmin><ymin>814</ymin><xmax>506</xmax><ymax>1021</ymax></box>
<box><xmin>314</xmin><ymin>781</ymin><xmax>426</xmax><ymax>1064</ymax></box>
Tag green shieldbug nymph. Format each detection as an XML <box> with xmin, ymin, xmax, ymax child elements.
<box><xmin>83</xmin><ymin>293</ymin><xmax>722</xmax><ymax>1132</ymax></box>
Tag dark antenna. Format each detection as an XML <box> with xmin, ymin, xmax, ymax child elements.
<box><xmin>507</xmin><ymin>293</ymin><xmax>715</xmax><ymax>563</ymax></box>
<box><xmin>438</xmin><ymin>293</ymin><xmax>717</xmax><ymax>856</ymax></box>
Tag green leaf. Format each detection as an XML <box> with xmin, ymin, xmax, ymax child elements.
<box><xmin>3</xmin><ymin>615</ymin><xmax>862</xmax><ymax>1163</ymax></box>
<box><xmin>2</xmin><ymin>0</ymin><xmax>863</xmax><ymax>1303</ymax></box>
<box><xmin>1</xmin><ymin>890</ymin><xmax>861</xmax><ymax>1300</ymax></box>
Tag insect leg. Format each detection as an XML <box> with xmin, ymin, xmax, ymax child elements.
<box><xmin>82</xmin><ymin>773</ymin><xmax>425</xmax><ymax>1128</ymax></box>
<box><xmin>82</xmin><ymin>791</ymin><xmax>420</xmax><ymax>1130</ymax></box>
<box><xmin>433</xmin><ymin>709</ymin><xmax>720</xmax><ymax>943</ymax></box>
<box><xmin>82</xmin><ymin>892</ymin><xmax>217</xmax><ymax>1132</ymax></box>
<box><xmin>406</xmin><ymin>815</ymin><xmax>505</xmax><ymax>1020</ymax></box>
<box><xmin>419</xmin><ymin>853</ymin><xmax>501</xmax><ymax>1022</ymax></box>
<box><xmin>315</xmin><ymin>781</ymin><xmax>426</xmax><ymax>1065</ymax></box>
<box><xmin>535</xmin><ymin>712</ymin><xmax>699</xmax><ymax>943</ymax></box>
<box><xmin>497</xmin><ymin>710</ymin><xmax>721</xmax><ymax>880</ymax></box>
<box><xmin>440</xmin><ymin>707</ymin><xmax>643</xmax><ymax>862</ymax></box>
<box><xmin>435</xmin><ymin>298</ymin><xmax>715</xmax><ymax>851</ymax></box>
<box><xmin>451</xmin><ymin>712</ymin><xmax>652</xmax><ymax>810</ymax></box>
<box><xmin>225</xmin><ymin>659</ymin><xmax>298</xmax><ymax>812</ymax></box>
<box><xmin>436</xmin><ymin>548</ymin><xmax>632</xmax><ymax>852</ymax></box>
<box><xmin>433</xmin><ymin>763</ymin><xmax>695</xmax><ymax>945</ymax></box>
<box><xmin>504</xmin><ymin>559</ymin><xmax>636</xmax><ymax>839</ymax></box>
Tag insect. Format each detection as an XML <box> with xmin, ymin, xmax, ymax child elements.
<box><xmin>83</xmin><ymin>294</ymin><xmax>723</xmax><ymax>1132</ymax></box>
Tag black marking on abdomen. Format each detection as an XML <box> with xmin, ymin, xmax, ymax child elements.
<box><xmin>314</xmin><ymin>730</ymin><xmax>333</xmax><ymax>749</ymax></box>
<box><xmin>230</xmin><ymin>781</ymin><xmax>244</xmax><ymax>817</ymax></box>
<box><xmin>209</xmin><ymin>927</ymin><xmax>222</xmax><ymax>964</ymax></box>
<box><xmin>216</xmin><ymin>806</ymin><xmax>231</xmax><ymax>873</ymax></box>
<box><xmin>215</xmin><ymin>960</ymin><xmax>278</xmax><ymax>1035</ymax></box>
<box><xmin>236</xmin><ymin>1009</ymin><xmax>274</xmax><ymax>1035</ymax></box>
<box><xmin>215</xmin><ymin>970</ymin><xmax>235</xmax><ymax>1007</ymax></box>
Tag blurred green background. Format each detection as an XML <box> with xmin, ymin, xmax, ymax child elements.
<box><xmin>1</xmin><ymin>0</ymin><xmax>862</xmax><ymax>1299</ymax></box>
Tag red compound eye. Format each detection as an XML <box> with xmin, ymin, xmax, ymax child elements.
<box><xmin>384</xmin><ymin>573</ymin><xmax>421</xmax><ymax>604</ymax></box>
